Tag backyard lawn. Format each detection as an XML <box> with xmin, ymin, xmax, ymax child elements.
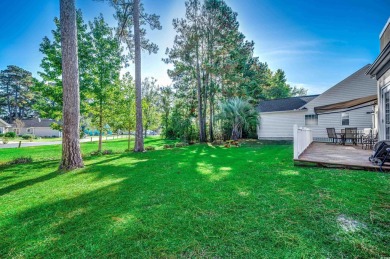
<box><xmin>0</xmin><ymin>138</ymin><xmax>389</xmax><ymax>257</ymax></box>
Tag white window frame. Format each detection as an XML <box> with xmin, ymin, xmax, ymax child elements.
<box><xmin>305</xmin><ymin>114</ymin><xmax>318</xmax><ymax>126</ymax></box>
<box><xmin>341</xmin><ymin>112</ymin><xmax>349</xmax><ymax>126</ymax></box>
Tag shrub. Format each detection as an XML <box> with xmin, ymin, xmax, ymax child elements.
<box><xmin>145</xmin><ymin>146</ymin><xmax>156</xmax><ymax>151</ymax></box>
<box><xmin>22</xmin><ymin>134</ymin><xmax>35</xmax><ymax>140</ymax></box>
<box><xmin>0</xmin><ymin>133</ymin><xmax>4</xmax><ymax>137</ymax></box>
<box><xmin>8</xmin><ymin>156</ymin><xmax>33</xmax><ymax>165</ymax></box>
<box><xmin>175</xmin><ymin>142</ymin><xmax>188</xmax><ymax>148</ymax></box>
<box><xmin>102</xmin><ymin>150</ymin><xmax>113</xmax><ymax>155</ymax></box>
<box><xmin>163</xmin><ymin>144</ymin><xmax>175</xmax><ymax>149</ymax></box>
<box><xmin>90</xmin><ymin>150</ymin><xmax>113</xmax><ymax>156</ymax></box>
<box><xmin>2</xmin><ymin>137</ymin><xmax>9</xmax><ymax>144</ymax></box>
<box><xmin>5</xmin><ymin>132</ymin><xmax>16</xmax><ymax>138</ymax></box>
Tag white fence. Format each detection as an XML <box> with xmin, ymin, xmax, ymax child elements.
<box><xmin>293</xmin><ymin>124</ymin><xmax>313</xmax><ymax>159</ymax></box>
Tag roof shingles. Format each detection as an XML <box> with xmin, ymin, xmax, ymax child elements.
<box><xmin>257</xmin><ymin>95</ymin><xmax>319</xmax><ymax>113</ymax></box>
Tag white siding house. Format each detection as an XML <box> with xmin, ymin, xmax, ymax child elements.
<box><xmin>0</xmin><ymin>119</ymin><xmax>11</xmax><ymax>134</ymax></box>
<box><xmin>12</xmin><ymin>118</ymin><xmax>62</xmax><ymax>137</ymax></box>
<box><xmin>257</xmin><ymin>64</ymin><xmax>377</xmax><ymax>140</ymax></box>
<box><xmin>367</xmin><ymin>17</ymin><xmax>390</xmax><ymax>141</ymax></box>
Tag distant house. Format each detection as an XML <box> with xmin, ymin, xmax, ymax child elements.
<box><xmin>257</xmin><ymin>64</ymin><xmax>377</xmax><ymax>140</ymax></box>
<box><xmin>12</xmin><ymin>118</ymin><xmax>62</xmax><ymax>137</ymax></box>
<box><xmin>0</xmin><ymin>119</ymin><xmax>12</xmax><ymax>134</ymax></box>
<box><xmin>367</xmin><ymin>17</ymin><xmax>390</xmax><ymax>141</ymax></box>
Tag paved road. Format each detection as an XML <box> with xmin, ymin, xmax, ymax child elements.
<box><xmin>0</xmin><ymin>136</ymin><xmax>126</xmax><ymax>149</ymax></box>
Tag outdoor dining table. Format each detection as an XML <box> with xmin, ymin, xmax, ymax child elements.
<box><xmin>336</xmin><ymin>130</ymin><xmax>366</xmax><ymax>145</ymax></box>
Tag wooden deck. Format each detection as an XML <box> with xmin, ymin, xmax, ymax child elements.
<box><xmin>295</xmin><ymin>142</ymin><xmax>390</xmax><ymax>171</ymax></box>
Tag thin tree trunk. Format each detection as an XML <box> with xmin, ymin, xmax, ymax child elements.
<box><xmin>59</xmin><ymin>0</ymin><xmax>83</xmax><ymax>170</ymax></box>
<box><xmin>133</xmin><ymin>0</ymin><xmax>144</xmax><ymax>152</ymax></box>
<box><xmin>195</xmin><ymin>29</ymin><xmax>205</xmax><ymax>141</ymax></box>
<box><xmin>98</xmin><ymin>99</ymin><xmax>103</xmax><ymax>152</ymax></box>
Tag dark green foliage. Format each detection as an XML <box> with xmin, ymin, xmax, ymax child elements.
<box><xmin>4</xmin><ymin>132</ymin><xmax>16</xmax><ymax>138</ymax></box>
<box><xmin>0</xmin><ymin>65</ymin><xmax>37</xmax><ymax>121</ymax></box>
<box><xmin>21</xmin><ymin>134</ymin><xmax>35</xmax><ymax>140</ymax></box>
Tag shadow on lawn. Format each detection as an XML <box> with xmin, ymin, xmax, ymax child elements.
<box><xmin>0</xmin><ymin>144</ymin><xmax>388</xmax><ymax>258</ymax></box>
<box><xmin>0</xmin><ymin>161</ymin><xmax>60</xmax><ymax>196</ymax></box>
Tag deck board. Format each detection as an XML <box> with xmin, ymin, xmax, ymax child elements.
<box><xmin>295</xmin><ymin>142</ymin><xmax>390</xmax><ymax>172</ymax></box>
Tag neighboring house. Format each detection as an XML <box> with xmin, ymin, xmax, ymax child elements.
<box><xmin>0</xmin><ymin>119</ymin><xmax>12</xmax><ymax>134</ymax></box>
<box><xmin>257</xmin><ymin>64</ymin><xmax>377</xmax><ymax>140</ymax></box>
<box><xmin>12</xmin><ymin>118</ymin><xmax>62</xmax><ymax>137</ymax></box>
<box><xmin>367</xmin><ymin>17</ymin><xmax>390</xmax><ymax>141</ymax></box>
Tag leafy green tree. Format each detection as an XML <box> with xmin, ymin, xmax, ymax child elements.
<box><xmin>159</xmin><ymin>86</ymin><xmax>174</xmax><ymax>137</ymax></box>
<box><xmin>87</xmin><ymin>14</ymin><xmax>122</xmax><ymax>152</ymax></box>
<box><xmin>112</xmin><ymin>73</ymin><xmax>136</xmax><ymax>151</ymax></box>
<box><xmin>105</xmin><ymin>0</ymin><xmax>162</xmax><ymax>152</ymax></box>
<box><xmin>216</xmin><ymin>97</ymin><xmax>259</xmax><ymax>140</ymax></box>
<box><xmin>142</xmin><ymin>78</ymin><xmax>160</xmax><ymax>137</ymax></box>
<box><xmin>0</xmin><ymin>65</ymin><xmax>36</xmax><ymax>122</ymax></box>
<box><xmin>35</xmin><ymin>10</ymin><xmax>92</xmax><ymax>121</ymax></box>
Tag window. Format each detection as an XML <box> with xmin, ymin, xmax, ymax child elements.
<box><xmin>305</xmin><ymin>114</ymin><xmax>318</xmax><ymax>126</ymax></box>
<box><xmin>341</xmin><ymin>113</ymin><xmax>349</xmax><ymax>126</ymax></box>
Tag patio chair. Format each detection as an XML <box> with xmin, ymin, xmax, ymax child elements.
<box><xmin>361</xmin><ymin>129</ymin><xmax>377</xmax><ymax>150</ymax></box>
<box><xmin>326</xmin><ymin>128</ymin><xmax>342</xmax><ymax>144</ymax></box>
<box><xmin>344</xmin><ymin>127</ymin><xmax>358</xmax><ymax>145</ymax></box>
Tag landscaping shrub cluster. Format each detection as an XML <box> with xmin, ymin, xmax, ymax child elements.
<box><xmin>4</xmin><ymin>132</ymin><xmax>16</xmax><ymax>138</ymax></box>
<box><xmin>21</xmin><ymin>134</ymin><xmax>36</xmax><ymax>140</ymax></box>
<box><xmin>7</xmin><ymin>156</ymin><xmax>33</xmax><ymax>165</ymax></box>
<box><xmin>163</xmin><ymin>144</ymin><xmax>175</xmax><ymax>149</ymax></box>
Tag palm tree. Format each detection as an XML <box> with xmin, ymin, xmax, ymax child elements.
<box><xmin>217</xmin><ymin>97</ymin><xmax>259</xmax><ymax>140</ymax></box>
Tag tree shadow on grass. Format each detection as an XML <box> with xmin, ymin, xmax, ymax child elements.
<box><xmin>0</xmin><ymin>161</ymin><xmax>61</xmax><ymax>196</ymax></box>
<box><xmin>0</xmin><ymin>144</ymin><xmax>388</xmax><ymax>258</ymax></box>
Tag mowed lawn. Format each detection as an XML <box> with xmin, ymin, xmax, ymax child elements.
<box><xmin>0</xmin><ymin>138</ymin><xmax>389</xmax><ymax>258</ymax></box>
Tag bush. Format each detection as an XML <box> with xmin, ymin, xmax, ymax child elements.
<box><xmin>21</xmin><ymin>134</ymin><xmax>35</xmax><ymax>140</ymax></box>
<box><xmin>0</xmin><ymin>133</ymin><xmax>4</xmax><ymax>137</ymax></box>
<box><xmin>8</xmin><ymin>156</ymin><xmax>33</xmax><ymax>165</ymax></box>
<box><xmin>5</xmin><ymin>132</ymin><xmax>16</xmax><ymax>138</ymax></box>
<box><xmin>175</xmin><ymin>142</ymin><xmax>188</xmax><ymax>148</ymax></box>
<box><xmin>163</xmin><ymin>144</ymin><xmax>175</xmax><ymax>149</ymax></box>
<box><xmin>145</xmin><ymin>146</ymin><xmax>156</xmax><ymax>151</ymax></box>
<box><xmin>2</xmin><ymin>137</ymin><xmax>9</xmax><ymax>144</ymax></box>
<box><xmin>90</xmin><ymin>150</ymin><xmax>113</xmax><ymax>156</ymax></box>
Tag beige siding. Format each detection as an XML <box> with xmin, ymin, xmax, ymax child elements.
<box><xmin>305</xmin><ymin>65</ymin><xmax>377</xmax><ymax>113</ymax></box>
<box><xmin>258</xmin><ymin>111</ymin><xmax>306</xmax><ymax>140</ymax></box>
<box><xmin>305</xmin><ymin>105</ymin><xmax>374</xmax><ymax>139</ymax></box>
<box><xmin>17</xmin><ymin>127</ymin><xmax>61</xmax><ymax>137</ymax></box>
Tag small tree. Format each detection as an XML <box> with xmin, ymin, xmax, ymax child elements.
<box><xmin>217</xmin><ymin>98</ymin><xmax>259</xmax><ymax>140</ymax></box>
<box><xmin>14</xmin><ymin>118</ymin><xmax>25</xmax><ymax>134</ymax></box>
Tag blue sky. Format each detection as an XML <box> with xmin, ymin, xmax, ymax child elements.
<box><xmin>0</xmin><ymin>0</ymin><xmax>389</xmax><ymax>94</ymax></box>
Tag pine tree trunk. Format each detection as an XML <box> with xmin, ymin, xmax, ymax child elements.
<box><xmin>195</xmin><ymin>39</ymin><xmax>205</xmax><ymax>141</ymax></box>
<box><xmin>133</xmin><ymin>0</ymin><xmax>144</xmax><ymax>152</ymax></box>
<box><xmin>59</xmin><ymin>0</ymin><xmax>83</xmax><ymax>170</ymax></box>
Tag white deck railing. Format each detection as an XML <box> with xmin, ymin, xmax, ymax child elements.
<box><xmin>293</xmin><ymin>124</ymin><xmax>313</xmax><ymax>159</ymax></box>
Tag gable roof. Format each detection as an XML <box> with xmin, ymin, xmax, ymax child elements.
<box><xmin>257</xmin><ymin>95</ymin><xmax>319</xmax><ymax>113</ymax></box>
<box><xmin>11</xmin><ymin>118</ymin><xmax>58</xmax><ymax>128</ymax></box>
<box><xmin>0</xmin><ymin>118</ymin><xmax>12</xmax><ymax>127</ymax></box>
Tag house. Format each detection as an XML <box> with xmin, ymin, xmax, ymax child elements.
<box><xmin>367</xmin><ymin>17</ymin><xmax>390</xmax><ymax>141</ymax></box>
<box><xmin>0</xmin><ymin>119</ymin><xmax>12</xmax><ymax>134</ymax></box>
<box><xmin>12</xmin><ymin>118</ymin><xmax>62</xmax><ymax>137</ymax></box>
<box><xmin>257</xmin><ymin>64</ymin><xmax>377</xmax><ymax>140</ymax></box>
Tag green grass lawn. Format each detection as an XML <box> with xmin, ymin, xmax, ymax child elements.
<box><xmin>0</xmin><ymin>139</ymin><xmax>389</xmax><ymax>257</ymax></box>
